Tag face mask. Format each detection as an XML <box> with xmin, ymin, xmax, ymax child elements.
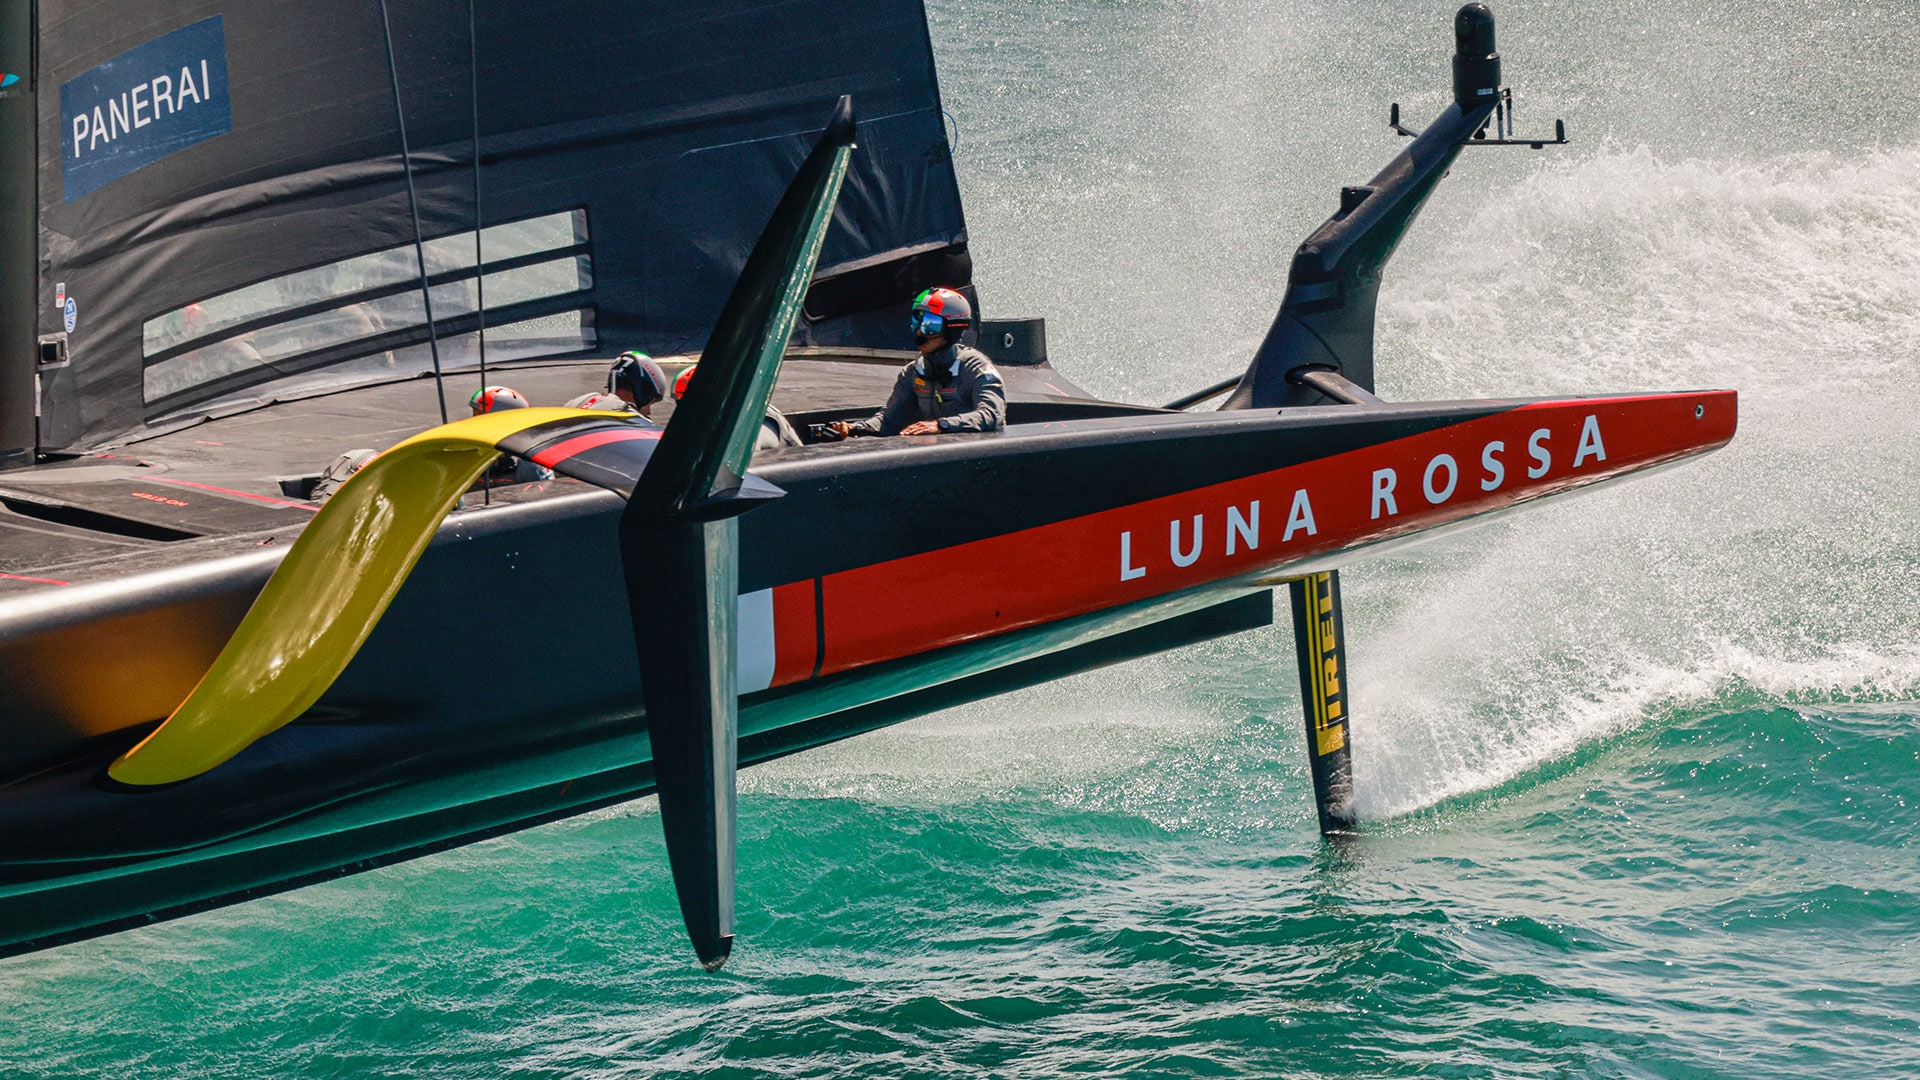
<box><xmin>909</xmin><ymin>310</ymin><xmax>947</xmax><ymax>338</ymax></box>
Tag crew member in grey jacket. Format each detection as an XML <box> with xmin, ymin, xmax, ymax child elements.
<box><xmin>831</xmin><ymin>287</ymin><xmax>1005</xmax><ymax>438</ymax></box>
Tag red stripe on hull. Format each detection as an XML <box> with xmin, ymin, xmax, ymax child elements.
<box><xmin>818</xmin><ymin>392</ymin><xmax>1734</xmax><ymax>676</ymax></box>
<box><xmin>770</xmin><ymin>580</ymin><xmax>817</xmax><ymax>687</ymax></box>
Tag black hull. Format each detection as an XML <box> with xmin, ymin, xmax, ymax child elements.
<box><xmin>0</xmin><ymin>389</ymin><xmax>1734</xmax><ymax>955</ymax></box>
<box><xmin>0</xmin><ymin>591</ymin><xmax>1271</xmax><ymax>958</ymax></box>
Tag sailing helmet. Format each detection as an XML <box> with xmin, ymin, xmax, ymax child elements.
<box><xmin>909</xmin><ymin>287</ymin><xmax>972</xmax><ymax>344</ymax></box>
<box><xmin>672</xmin><ymin>365</ymin><xmax>697</xmax><ymax>401</ymax></box>
<box><xmin>608</xmin><ymin>350</ymin><xmax>668</xmax><ymax>407</ymax></box>
<box><xmin>469</xmin><ymin>385</ymin><xmax>531</xmax><ymax>415</ymax></box>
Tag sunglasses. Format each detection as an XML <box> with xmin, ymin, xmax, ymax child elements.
<box><xmin>909</xmin><ymin>310</ymin><xmax>946</xmax><ymax>337</ymax></box>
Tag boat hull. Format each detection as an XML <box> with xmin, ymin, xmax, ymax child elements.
<box><xmin>0</xmin><ymin>390</ymin><xmax>1736</xmax><ymax>955</ymax></box>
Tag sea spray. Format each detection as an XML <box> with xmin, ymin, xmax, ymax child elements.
<box><xmin>1345</xmin><ymin>142</ymin><xmax>1920</xmax><ymax>815</ymax></box>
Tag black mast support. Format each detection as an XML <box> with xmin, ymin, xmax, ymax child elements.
<box><xmin>0</xmin><ymin>0</ymin><xmax>36</xmax><ymax>469</ymax></box>
<box><xmin>1221</xmin><ymin>3</ymin><xmax>1502</xmax><ymax>410</ymax></box>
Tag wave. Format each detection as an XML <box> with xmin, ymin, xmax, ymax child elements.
<box><xmin>1385</xmin><ymin>142</ymin><xmax>1920</xmax><ymax>398</ymax></box>
<box><xmin>1356</xmin><ymin>639</ymin><xmax>1920</xmax><ymax>818</ymax></box>
<box><xmin>1352</xmin><ymin>141</ymin><xmax>1920</xmax><ymax>815</ymax></box>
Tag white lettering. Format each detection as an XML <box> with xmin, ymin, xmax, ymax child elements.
<box><xmin>1573</xmin><ymin>414</ymin><xmax>1607</xmax><ymax>467</ymax></box>
<box><xmin>1423</xmin><ymin>454</ymin><xmax>1458</xmax><ymax>504</ymax></box>
<box><xmin>1527</xmin><ymin>428</ymin><xmax>1551</xmax><ymax>478</ymax></box>
<box><xmin>1371</xmin><ymin>468</ymin><xmax>1399</xmax><ymax>519</ymax></box>
<box><xmin>1226</xmin><ymin>502</ymin><xmax>1259</xmax><ymax>556</ymax></box>
<box><xmin>1170</xmin><ymin>515</ymin><xmax>1203</xmax><ymax>568</ymax></box>
<box><xmin>1120</xmin><ymin>531</ymin><xmax>1146</xmax><ymax>581</ymax></box>
<box><xmin>1284</xmin><ymin>489</ymin><xmax>1318</xmax><ymax>540</ymax></box>
<box><xmin>1480</xmin><ymin>440</ymin><xmax>1506</xmax><ymax>491</ymax></box>
<box><xmin>69</xmin><ymin>59</ymin><xmax>221</xmax><ymax>165</ymax></box>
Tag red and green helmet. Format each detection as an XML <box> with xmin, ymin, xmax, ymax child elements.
<box><xmin>909</xmin><ymin>286</ymin><xmax>972</xmax><ymax>341</ymax></box>
<box><xmin>468</xmin><ymin>385</ymin><xmax>531</xmax><ymax>414</ymax></box>
<box><xmin>672</xmin><ymin>364</ymin><xmax>697</xmax><ymax>401</ymax></box>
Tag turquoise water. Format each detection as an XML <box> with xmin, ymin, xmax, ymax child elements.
<box><xmin>7</xmin><ymin>2</ymin><xmax>1920</xmax><ymax>1076</ymax></box>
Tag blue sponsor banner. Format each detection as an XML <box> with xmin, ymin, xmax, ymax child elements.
<box><xmin>60</xmin><ymin>16</ymin><xmax>233</xmax><ymax>202</ymax></box>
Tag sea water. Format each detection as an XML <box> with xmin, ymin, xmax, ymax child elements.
<box><xmin>5</xmin><ymin>1</ymin><xmax>1919</xmax><ymax>1076</ymax></box>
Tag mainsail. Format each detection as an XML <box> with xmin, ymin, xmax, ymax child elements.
<box><xmin>24</xmin><ymin>0</ymin><xmax>970</xmax><ymax>453</ymax></box>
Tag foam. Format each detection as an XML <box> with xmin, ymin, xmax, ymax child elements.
<box><xmin>1348</xmin><ymin>143</ymin><xmax>1920</xmax><ymax>816</ymax></box>
<box><xmin>1384</xmin><ymin>144</ymin><xmax>1920</xmax><ymax>400</ymax></box>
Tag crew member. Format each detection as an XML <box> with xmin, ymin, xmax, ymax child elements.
<box><xmin>566</xmin><ymin>351</ymin><xmax>668</xmax><ymax>417</ymax></box>
<box><xmin>670</xmin><ymin>365</ymin><xmax>804</xmax><ymax>450</ymax></box>
<box><xmin>828</xmin><ymin>287</ymin><xmax>1004</xmax><ymax>438</ymax></box>
<box><xmin>468</xmin><ymin>385</ymin><xmax>554</xmax><ymax>483</ymax></box>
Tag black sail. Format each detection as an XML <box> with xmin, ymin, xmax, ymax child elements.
<box><xmin>32</xmin><ymin>0</ymin><xmax>970</xmax><ymax>452</ymax></box>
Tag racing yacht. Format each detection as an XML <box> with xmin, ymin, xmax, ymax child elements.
<box><xmin>0</xmin><ymin>2</ymin><xmax>1732</xmax><ymax>967</ymax></box>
